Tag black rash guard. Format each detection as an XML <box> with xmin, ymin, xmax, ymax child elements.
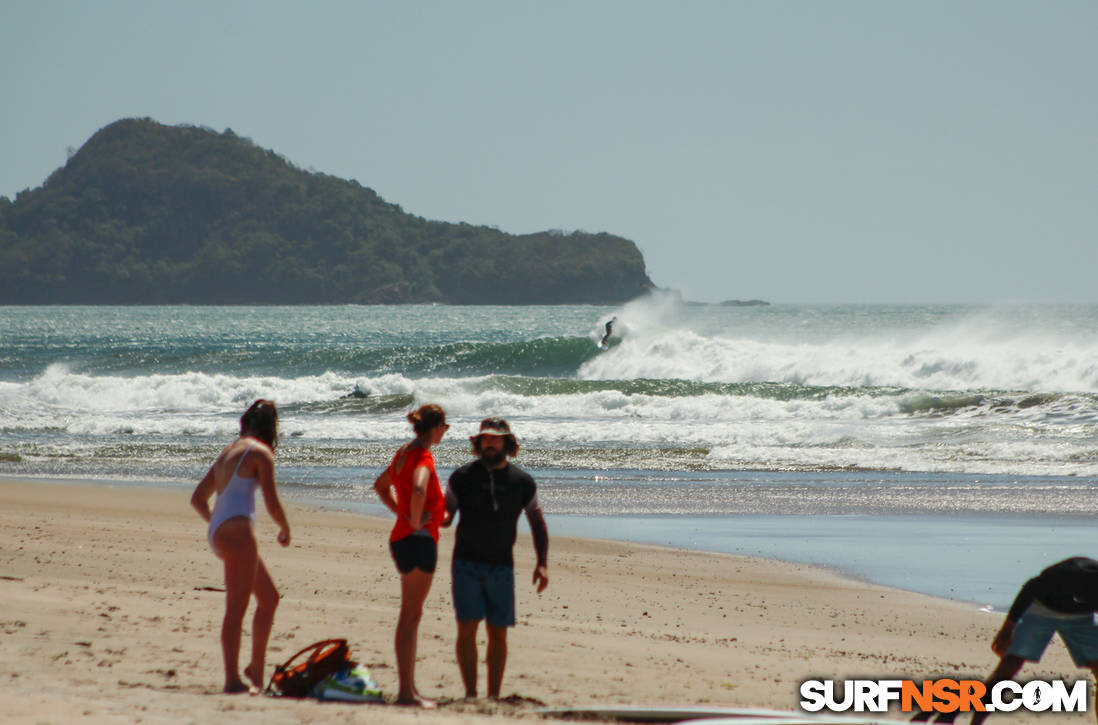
<box><xmin>445</xmin><ymin>459</ymin><xmax>548</xmax><ymax>567</ymax></box>
<box><xmin>1006</xmin><ymin>557</ymin><xmax>1098</xmax><ymax>622</ymax></box>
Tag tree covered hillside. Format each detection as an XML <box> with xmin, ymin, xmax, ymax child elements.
<box><xmin>0</xmin><ymin>118</ymin><xmax>653</xmax><ymax>304</ymax></box>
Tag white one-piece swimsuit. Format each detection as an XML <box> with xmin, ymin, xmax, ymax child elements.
<box><xmin>207</xmin><ymin>443</ymin><xmax>259</xmax><ymax>554</ymax></box>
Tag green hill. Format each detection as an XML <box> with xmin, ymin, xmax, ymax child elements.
<box><xmin>0</xmin><ymin>118</ymin><xmax>654</xmax><ymax>304</ymax></box>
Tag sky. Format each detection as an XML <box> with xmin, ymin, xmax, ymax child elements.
<box><xmin>1</xmin><ymin>1</ymin><xmax>1095</xmax><ymax>304</ymax></box>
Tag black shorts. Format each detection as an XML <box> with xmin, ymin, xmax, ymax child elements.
<box><xmin>389</xmin><ymin>534</ymin><xmax>438</xmax><ymax>574</ymax></box>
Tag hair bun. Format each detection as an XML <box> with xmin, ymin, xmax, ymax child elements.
<box><xmin>408</xmin><ymin>404</ymin><xmax>446</xmax><ymax>435</ymax></box>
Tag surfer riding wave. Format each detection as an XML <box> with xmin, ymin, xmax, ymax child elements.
<box><xmin>599</xmin><ymin>317</ymin><xmax>616</xmax><ymax>349</ymax></box>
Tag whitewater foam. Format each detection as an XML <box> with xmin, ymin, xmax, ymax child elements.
<box><xmin>3</xmin><ymin>303</ymin><xmax>1098</xmax><ymax>479</ymax></box>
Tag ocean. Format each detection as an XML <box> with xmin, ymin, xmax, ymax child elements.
<box><xmin>2</xmin><ymin>293</ymin><xmax>1097</xmax><ymax>609</ymax></box>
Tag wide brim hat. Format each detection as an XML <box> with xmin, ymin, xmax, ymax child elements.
<box><xmin>469</xmin><ymin>419</ymin><xmax>515</xmax><ymax>442</ymax></box>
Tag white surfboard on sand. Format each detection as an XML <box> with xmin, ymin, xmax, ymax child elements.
<box><xmin>536</xmin><ymin>705</ymin><xmax>911</xmax><ymax>724</ymax></box>
<box><xmin>676</xmin><ymin>716</ymin><xmax>914</xmax><ymax>725</ymax></box>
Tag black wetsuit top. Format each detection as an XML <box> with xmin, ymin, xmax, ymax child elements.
<box><xmin>446</xmin><ymin>460</ymin><xmax>548</xmax><ymax>567</ymax></box>
<box><xmin>601</xmin><ymin>320</ymin><xmax>614</xmax><ymax>347</ymax></box>
<box><xmin>1006</xmin><ymin>557</ymin><xmax>1098</xmax><ymax>622</ymax></box>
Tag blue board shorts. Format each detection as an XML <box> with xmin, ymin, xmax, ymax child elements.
<box><xmin>452</xmin><ymin>559</ymin><xmax>516</xmax><ymax>628</ymax></box>
<box><xmin>1007</xmin><ymin>605</ymin><xmax>1098</xmax><ymax>667</ymax></box>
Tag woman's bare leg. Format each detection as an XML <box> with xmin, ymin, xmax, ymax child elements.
<box><xmin>244</xmin><ymin>557</ymin><xmax>279</xmax><ymax>690</ymax></box>
<box><xmin>214</xmin><ymin>519</ymin><xmax>259</xmax><ymax>693</ymax></box>
<box><xmin>395</xmin><ymin>568</ymin><xmax>436</xmax><ymax>708</ymax></box>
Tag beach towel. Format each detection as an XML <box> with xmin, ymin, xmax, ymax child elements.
<box><xmin>310</xmin><ymin>664</ymin><xmax>384</xmax><ymax>702</ymax></box>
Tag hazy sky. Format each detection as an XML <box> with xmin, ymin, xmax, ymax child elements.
<box><xmin>2</xmin><ymin>1</ymin><xmax>1095</xmax><ymax>304</ymax></box>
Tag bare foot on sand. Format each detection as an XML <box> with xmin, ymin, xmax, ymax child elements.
<box><xmin>224</xmin><ymin>679</ymin><xmax>254</xmax><ymax>694</ymax></box>
<box><xmin>243</xmin><ymin>664</ymin><xmax>264</xmax><ymax>692</ymax></box>
<box><xmin>396</xmin><ymin>693</ymin><xmax>437</xmax><ymax>709</ymax></box>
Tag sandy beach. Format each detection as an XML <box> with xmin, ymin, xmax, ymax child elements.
<box><xmin>0</xmin><ymin>479</ymin><xmax>1087</xmax><ymax>724</ymax></box>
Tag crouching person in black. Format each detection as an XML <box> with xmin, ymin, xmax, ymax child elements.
<box><xmin>968</xmin><ymin>557</ymin><xmax>1098</xmax><ymax>724</ymax></box>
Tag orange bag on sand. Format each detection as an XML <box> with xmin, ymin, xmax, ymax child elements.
<box><xmin>266</xmin><ymin>639</ymin><xmax>352</xmax><ymax>698</ymax></box>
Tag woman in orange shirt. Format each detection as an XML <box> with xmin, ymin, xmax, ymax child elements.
<box><xmin>373</xmin><ymin>403</ymin><xmax>449</xmax><ymax>707</ymax></box>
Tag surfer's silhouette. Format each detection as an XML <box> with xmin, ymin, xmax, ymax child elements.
<box><xmin>600</xmin><ymin>317</ymin><xmax>616</xmax><ymax>348</ymax></box>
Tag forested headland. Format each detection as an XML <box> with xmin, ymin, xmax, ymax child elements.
<box><xmin>0</xmin><ymin>118</ymin><xmax>654</xmax><ymax>304</ymax></box>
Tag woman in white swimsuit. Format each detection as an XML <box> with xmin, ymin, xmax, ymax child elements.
<box><xmin>191</xmin><ymin>399</ymin><xmax>291</xmax><ymax>694</ymax></box>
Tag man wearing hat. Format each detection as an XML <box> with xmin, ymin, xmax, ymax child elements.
<box><xmin>443</xmin><ymin>417</ymin><xmax>549</xmax><ymax>699</ymax></box>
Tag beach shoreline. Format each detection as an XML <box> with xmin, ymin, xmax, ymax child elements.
<box><xmin>3</xmin><ymin>472</ymin><xmax>1061</xmax><ymax>611</ymax></box>
<box><xmin>0</xmin><ymin>478</ymin><xmax>1086</xmax><ymax>724</ymax></box>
